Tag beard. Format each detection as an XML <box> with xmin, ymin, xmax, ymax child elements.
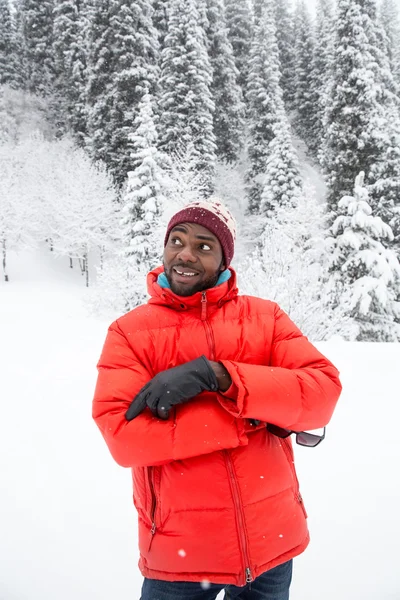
<box><xmin>163</xmin><ymin>262</ymin><xmax>221</xmax><ymax>297</ymax></box>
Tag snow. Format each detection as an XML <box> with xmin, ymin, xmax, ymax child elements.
<box><xmin>1</xmin><ymin>248</ymin><xmax>400</xmax><ymax>600</ymax></box>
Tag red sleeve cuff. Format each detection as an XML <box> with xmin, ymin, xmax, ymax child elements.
<box><xmin>220</xmin><ymin>380</ymin><xmax>239</xmax><ymax>402</ymax></box>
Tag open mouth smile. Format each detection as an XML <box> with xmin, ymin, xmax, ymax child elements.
<box><xmin>173</xmin><ymin>267</ymin><xmax>200</xmax><ymax>278</ymax></box>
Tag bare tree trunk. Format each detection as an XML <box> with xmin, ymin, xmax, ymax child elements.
<box><xmin>69</xmin><ymin>257</ymin><xmax>73</xmax><ymax>269</ymax></box>
<box><xmin>78</xmin><ymin>258</ymin><xmax>85</xmax><ymax>274</ymax></box>
<box><xmin>84</xmin><ymin>252</ymin><xmax>89</xmax><ymax>287</ymax></box>
<box><xmin>2</xmin><ymin>239</ymin><xmax>8</xmax><ymax>282</ymax></box>
<box><xmin>99</xmin><ymin>246</ymin><xmax>104</xmax><ymax>271</ymax></box>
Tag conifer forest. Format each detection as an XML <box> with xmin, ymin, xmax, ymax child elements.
<box><xmin>1</xmin><ymin>0</ymin><xmax>400</xmax><ymax>342</ymax></box>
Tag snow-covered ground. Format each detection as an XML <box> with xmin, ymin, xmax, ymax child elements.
<box><xmin>1</xmin><ymin>248</ymin><xmax>399</xmax><ymax>600</ymax></box>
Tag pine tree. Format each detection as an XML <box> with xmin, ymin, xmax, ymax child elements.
<box><xmin>380</xmin><ymin>0</ymin><xmax>400</xmax><ymax>84</ymax></box>
<box><xmin>274</xmin><ymin>0</ymin><xmax>296</xmax><ymax>110</ymax></box>
<box><xmin>308</xmin><ymin>0</ymin><xmax>335</xmax><ymax>157</ymax></box>
<box><xmin>85</xmin><ymin>0</ymin><xmax>114</xmax><ymax>165</ymax></box>
<box><xmin>360</xmin><ymin>0</ymin><xmax>400</xmax><ymax>236</ymax></box>
<box><xmin>107</xmin><ymin>0</ymin><xmax>159</xmax><ymax>185</ymax></box>
<box><xmin>260</xmin><ymin>123</ymin><xmax>302</xmax><ymax>215</ymax></box>
<box><xmin>52</xmin><ymin>0</ymin><xmax>88</xmax><ymax>144</ymax></box>
<box><xmin>204</xmin><ymin>0</ymin><xmax>245</xmax><ymax>163</ymax></box>
<box><xmin>245</xmin><ymin>0</ymin><xmax>286</xmax><ymax>212</ymax></box>
<box><xmin>292</xmin><ymin>0</ymin><xmax>315</xmax><ymax>152</ymax></box>
<box><xmin>327</xmin><ymin>172</ymin><xmax>400</xmax><ymax>341</ymax></box>
<box><xmin>86</xmin><ymin>0</ymin><xmax>159</xmax><ymax>185</ymax></box>
<box><xmin>159</xmin><ymin>0</ymin><xmax>216</xmax><ymax>191</ymax></box>
<box><xmin>120</xmin><ymin>92</ymin><xmax>166</xmax><ymax>307</ymax></box>
<box><xmin>152</xmin><ymin>0</ymin><xmax>169</xmax><ymax>50</ymax></box>
<box><xmin>252</xmin><ymin>0</ymin><xmax>264</xmax><ymax>22</ymax></box>
<box><xmin>239</xmin><ymin>181</ymin><xmax>349</xmax><ymax>341</ymax></box>
<box><xmin>10</xmin><ymin>3</ymin><xmax>28</xmax><ymax>89</ymax></box>
<box><xmin>0</xmin><ymin>0</ymin><xmax>16</xmax><ymax>86</ymax></box>
<box><xmin>320</xmin><ymin>0</ymin><xmax>392</xmax><ymax>216</ymax></box>
<box><xmin>18</xmin><ymin>0</ymin><xmax>55</xmax><ymax>95</ymax></box>
<box><xmin>224</xmin><ymin>0</ymin><xmax>253</xmax><ymax>94</ymax></box>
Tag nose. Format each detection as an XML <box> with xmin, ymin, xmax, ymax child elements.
<box><xmin>177</xmin><ymin>244</ymin><xmax>197</xmax><ymax>263</ymax></box>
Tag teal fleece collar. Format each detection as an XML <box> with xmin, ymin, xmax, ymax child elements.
<box><xmin>157</xmin><ymin>269</ymin><xmax>231</xmax><ymax>290</ymax></box>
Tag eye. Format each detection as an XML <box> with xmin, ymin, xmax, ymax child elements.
<box><xmin>171</xmin><ymin>237</ymin><xmax>183</xmax><ymax>246</ymax></box>
<box><xmin>200</xmin><ymin>243</ymin><xmax>211</xmax><ymax>251</ymax></box>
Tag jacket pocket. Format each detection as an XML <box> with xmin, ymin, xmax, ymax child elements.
<box><xmin>281</xmin><ymin>438</ymin><xmax>308</xmax><ymax>519</ymax></box>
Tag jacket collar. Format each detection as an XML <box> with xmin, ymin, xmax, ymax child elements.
<box><xmin>147</xmin><ymin>266</ymin><xmax>239</xmax><ymax>311</ymax></box>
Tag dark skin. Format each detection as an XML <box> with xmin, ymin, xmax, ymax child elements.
<box><xmin>163</xmin><ymin>222</ymin><xmax>232</xmax><ymax>392</ymax></box>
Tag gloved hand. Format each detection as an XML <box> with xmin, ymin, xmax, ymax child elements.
<box><xmin>125</xmin><ymin>356</ymin><xmax>219</xmax><ymax>421</ymax></box>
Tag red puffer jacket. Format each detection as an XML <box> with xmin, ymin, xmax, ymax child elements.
<box><xmin>92</xmin><ymin>267</ymin><xmax>342</xmax><ymax>586</ymax></box>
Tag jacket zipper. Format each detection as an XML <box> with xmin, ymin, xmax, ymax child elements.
<box><xmin>148</xmin><ymin>467</ymin><xmax>157</xmax><ymax>549</ymax></box>
<box><xmin>203</xmin><ymin>293</ymin><xmax>251</xmax><ymax>583</ymax></box>
<box><xmin>224</xmin><ymin>451</ymin><xmax>253</xmax><ymax>585</ymax></box>
<box><xmin>201</xmin><ymin>292</ymin><xmax>216</xmax><ymax>360</ymax></box>
<box><xmin>281</xmin><ymin>439</ymin><xmax>306</xmax><ymax>515</ymax></box>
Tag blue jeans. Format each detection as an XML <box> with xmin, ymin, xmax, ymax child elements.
<box><xmin>140</xmin><ymin>559</ymin><xmax>292</xmax><ymax>600</ymax></box>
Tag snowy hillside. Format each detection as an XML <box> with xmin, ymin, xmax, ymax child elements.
<box><xmin>0</xmin><ymin>249</ymin><xmax>399</xmax><ymax>600</ymax></box>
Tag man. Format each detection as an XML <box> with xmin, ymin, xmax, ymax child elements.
<box><xmin>92</xmin><ymin>198</ymin><xmax>342</xmax><ymax>600</ymax></box>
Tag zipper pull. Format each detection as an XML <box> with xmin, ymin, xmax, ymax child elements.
<box><xmin>245</xmin><ymin>567</ymin><xmax>253</xmax><ymax>583</ymax></box>
<box><xmin>201</xmin><ymin>291</ymin><xmax>207</xmax><ymax>320</ymax></box>
<box><xmin>151</xmin><ymin>522</ymin><xmax>156</xmax><ymax>535</ymax></box>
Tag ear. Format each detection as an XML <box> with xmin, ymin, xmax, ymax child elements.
<box><xmin>219</xmin><ymin>262</ymin><xmax>226</xmax><ymax>272</ymax></box>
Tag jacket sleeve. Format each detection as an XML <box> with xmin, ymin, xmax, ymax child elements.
<box><xmin>92</xmin><ymin>320</ymin><xmax>248</xmax><ymax>468</ymax></box>
<box><xmin>217</xmin><ymin>305</ymin><xmax>342</xmax><ymax>431</ymax></box>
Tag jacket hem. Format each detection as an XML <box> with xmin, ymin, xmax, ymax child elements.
<box><xmin>138</xmin><ymin>533</ymin><xmax>310</xmax><ymax>585</ymax></box>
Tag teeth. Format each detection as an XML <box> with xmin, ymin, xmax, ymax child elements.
<box><xmin>175</xmin><ymin>268</ymin><xmax>197</xmax><ymax>277</ymax></box>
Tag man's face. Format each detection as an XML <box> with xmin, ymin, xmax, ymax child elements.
<box><xmin>163</xmin><ymin>222</ymin><xmax>225</xmax><ymax>297</ymax></box>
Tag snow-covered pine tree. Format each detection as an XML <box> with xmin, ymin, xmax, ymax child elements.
<box><xmin>360</xmin><ymin>0</ymin><xmax>399</xmax><ymax>114</ymax></box>
<box><xmin>204</xmin><ymin>0</ymin><xmax>244</xmax><ymax>163</ymax></box>
<box><xmin>245</xmin><ymin>0</ymin><xmax>286</xmax><ymax>212</ymax></box>
<box><xmin>159</xmin><ymin>0</ymin><xmax>216</xmax><ymax>192</ymax></box>
<box><xmin>260</xmin><ymin>122</ymin><xmax>302</xmax><ymax>215</ymax></box>
<box><xmin>107</xmin><ymin>0</ymin><xmax>159</xmax><ymax>186</ymax></box>
<box><xmin>86</xmin><ymin>0</ymin><xmax>160</xmax><ymax>185</ymax></box>
<box><xmin>363</xmin><ymin>0</ymin><xmax>400</xmax><ymax>244</ymax></box>
<box><xmin>308</xmin><ymin>0</ymin><xmax>335</xmax><ymax>158</ymax></box>
<box><xmin>85</xmin><ymin>0</ymin><xmax>114</xmax><ymax>165</ymax></box>
<box><xmin>380</xmin><ymin>0</ymin><xmax>400</xmax><ymax>85</ymax></box>
<box><xmin>152</xmin><ymin>0</ymin><xmax>169</xmax><ymax>50</ymax></box>
<box><xmin>17</xmin><ymin>0</ymin><xmax>55</xmax><ymax>95</ymax></box>
<box><xmin>196</xmin><ymin>0</ymin><xmax>210</xmax><ymax>35</ymax></box>
<box><xmin>359</xmin><ymin>0</ymin><xmax>400</xmax><ymax>235</ymax></box>
<box><xmin>327</xmin><ymin>172</ymin><xmax>400</xmax><ymax>341</ymax></box>
<box><xmin>0</xmin><ymin>0</ymin><xmax>17</xmax><ymax>86</ymax></box>
<box><xmin>163</xmin><ymin>143</ymin><xmax>211</xmax><ymax>219</ymax></box>
<box><xmin>274</xmin><ymin>0</ymin><xmax>296</xmax><ymax>110</ymax></box>
<box><xmin>292</xmin><ymin>0</ymin><xmax>315</xmax><ymax>152</ymax></box>
<box><xmin>9</xmin><ymin>2</ymin><xmax>27</xmax><ymax>90</ymax></box>
<box><xmin>224</xmin><ymin>0</ymin><xmax>253</xmax><ymax>94</ymax></box>
<box><xmin>119</xmin><ymin>91</ymin><xmax>166</xmax><ymax>308</ymax></box>
<box><xmin>52</xmin><ymin>0</ymin><xmax>88</xmax><ymax>144</ymax></box>
<box><xmin>239</xmin><ymin>180</ymin><xmax>349</xmax><ymax>341</ymax></box>
<box><xmin>320</xmin><ymin>0</ymin><xmax>392</xmax><ymax>217</ymax></box>
<box><xmin>252</xmin><ymin>0</ymin><xmax>264</xmax><ymax>22</ymax></box>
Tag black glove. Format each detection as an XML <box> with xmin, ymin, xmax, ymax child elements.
<box><xmin>125</xmin><ymin>356</ymin><xmax>219</xmax><ymax>421</ymax></box>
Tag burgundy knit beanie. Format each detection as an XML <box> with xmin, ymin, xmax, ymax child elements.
<box><xmin>164</xmin><ymin>198</ymin><xmax>237</xmax><ymax>267</ymax></box>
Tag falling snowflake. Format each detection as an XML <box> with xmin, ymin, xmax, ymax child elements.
<box><xmin>178</xmin><ymin>549</ymin><xmax>186</xmax><ymax>557</ymax></box>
